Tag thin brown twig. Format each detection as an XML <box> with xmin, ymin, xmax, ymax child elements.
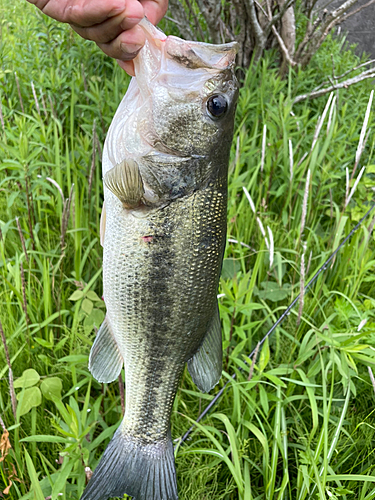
<box><xmin>20</xmin><ymin>262</ymin><xmax>30</xmax><ymax>346</ymax></box>
<box><xmin>272</xmin><ymin>25</ymin><xmax>297</xmax><ymax>66</ymax></box>
<box><xmin>0</xmin><ymin>321</ymin><xmax>17</xmax><ymax>421</ymax></box>
<box><xmin>0</xmin><ymin>101</ymin><xmax>5</xmax><ymax>132</ymax></box>
<box><xmin>15</xmin><ymin>217</ymin><xmax>29</xmax><ymax>264</ymax></box>
<box><xmin>118</xmin><ymin>372</ymin><xmax>125</xmax><ymax>416</ymax></box>
<box><xmin>248</xmin><ymin>342</ymin><xmax>260</xmax><ymax>381</ymax></box>
<box><xmin>339</xmin><ymin>0</ymin><xmax>375</xmax><ymax>23</ymax></box>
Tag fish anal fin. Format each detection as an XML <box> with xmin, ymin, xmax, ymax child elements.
<box><xmin>89</xmin><ymin>316</ymin><xmax>123</xmax><ymax>383</ymax></box>
<box><xmin>104</xmin><ymin>159</ymin><xmax>145</xmax><ymax>208</ymax></box>
<box><xmin>188</xmin><ymin>305</ymin><xmax>222</xmax><ymax>393</ymax></box>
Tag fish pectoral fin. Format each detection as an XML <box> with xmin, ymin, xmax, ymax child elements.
<box><xmin>89</xmin><ymin>316</ymin><xmax>123</xmax><ymax>383</ymax></box>
<box><xmin>104</xmin><ymin>158</ymin><xmax>145</xmax><ymax>208</ymax></box>
<box><xmin>188</xmin><ymin>305</ymin><xmax>222</xmax><ymax>393</ymax></box>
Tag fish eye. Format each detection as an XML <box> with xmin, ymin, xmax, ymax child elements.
<box><xmin>206</xmin><ymin>94</ymin><xmax>228</xmax><ymax>119</ymax></box>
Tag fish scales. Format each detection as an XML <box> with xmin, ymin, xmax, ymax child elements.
<box><xmin>105</xmin><ymin>182</ymin><xmax>227</xmax><ymax>440</ymax></box>
<box><xmin>82</xmin><ymin>18</ymin><xmax>238</xmax><ymax>500</ymax></box>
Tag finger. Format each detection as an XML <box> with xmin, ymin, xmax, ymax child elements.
<box><xmin>26</xmin><ymin>0</ymin><xmax>126</xmax><ymax>24</ymax></box>
<box><xmin>97</xmin><ymin>24</ymin><xmax>145</xmax><ymax>61</ymax></box>
<box><xmin>116</xmin><ymin>59</ymin><xmax>136</xmax><ymax>76</ymax></box>
<box><xmin>141</xmin><ymin>0</ymin><xmax>168</xmax><ymax>25</ymax></box>
<box><xmin>71</xmin><ymin>2</ymin><xmax>144</xmax><ymax>44</ymax></box>
<box><xmin>64</xmin><ymin>0</ymin><xmax>130</xmax><ymax>26</ymax></box>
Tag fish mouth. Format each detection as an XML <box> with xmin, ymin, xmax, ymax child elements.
<box><xmin>138</xmin><ymin>17</ymin><xmax>238</xmax><ymax>71</ymax></box>
<box><xmin>165</xmin><ymin>38</ymin><xmax>238</xmax><ymax>71</ymax></box>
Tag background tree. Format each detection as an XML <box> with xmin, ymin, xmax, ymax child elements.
<box><xmin>168</xmin><ymin>0</ymin><xmax>375</xmax><ymax>97</ymax></box>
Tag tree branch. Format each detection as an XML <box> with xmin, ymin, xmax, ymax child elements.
<box><xmin>272</xmin><ymin>25</ymin><xmax>297</xmax><ymax>66</ymax></box>
<box><xmin>339</xmin><ymin>0</ymin><xmax>375</xmax><ymax>23</ymax></box>
<box><xmin>293</xmin><ymin>68</ymin><xmax>375</xmax><ymax>104</ymax></box>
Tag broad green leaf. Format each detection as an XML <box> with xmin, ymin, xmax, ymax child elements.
<box><xmin>17</xmin><ymin>387</ymin><xmax>42</xmax><ymax>416</ymax></box>
<box><xmin>34</xmin><ymin>337</ymin><xmax>54</xmax><ymax>349</ymax></box>
<box><xmin>86</xmin><ymin>290</ymin><xmax>101</xmax><ymax>301</ymax></box>
<box><xmin>14</xmin><ymin>368</ymin><xmax>40</xmax><ymax>389</ymax></box>
<box><xmin>69</xmin><ymin>290</ymin><xmax>84</xmax><ymax>301</ymax></box>
<box><xmin>81</xmin><ymin>298</ymin><xmax>93</xmax><ymax>315</ymax></box>
<box><xmin>40</xmin><ymin>377</ymin><xmax>62</xmax><ymax>400</ymax></box>
<box><xmin>84</xmin><ymin>308</ymin><xmax>105</xmax><ymax>330</ymax></box>
<box><xmin>59</xmin><ymin>355</ymin><xmax>88</xmax><ymax>364</ymax></box>
<box><xmin>221</xmin><ymin>258</ymin><xmax>241</xmax><ymax>279</ymax></box>
<box><xmin>255</xmin><ymin>281</ymin><xmax>292</xmax><ymax>302</ymax></box>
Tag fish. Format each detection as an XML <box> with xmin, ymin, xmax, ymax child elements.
<box><xmin>81</xmin><ymin>18</ymin><xmax>238</xmax><ymax>500</ymax></box>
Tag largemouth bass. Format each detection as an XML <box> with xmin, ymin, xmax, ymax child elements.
<box><xmin>81</xmin><ymin>18</ymin><xmax>238</xmax><ymax>500</ymax></box>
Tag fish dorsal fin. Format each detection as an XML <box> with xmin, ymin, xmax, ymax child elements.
<box><xmin>89</xmin><ymin>316</ymin><xmax>123</xmax><ymax>383</ymax></box>
<box><xmin>100</xmin><ymin>201</ymin><xmax>106</xmax><ymax>247</ymax></box>
<box><xmin>188</xmin><ymin>305</ymin><xmax>222</xmax><ymax>393</ymax></box>
<box><xmin>104</xmin><ymin>159</ymin><xmax>145</xmax><ymax>208</ymax></box>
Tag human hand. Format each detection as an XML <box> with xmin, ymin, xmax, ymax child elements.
<box><xmin>26</xmin><ymin>1</ymin><xmax>169</xmax><ymax>75</ymax></box>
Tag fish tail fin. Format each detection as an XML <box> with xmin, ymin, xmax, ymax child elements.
<box><xmin>81</xmin><ymin>426</ymin><xmax>178</xmax><ymax>500</ymax></box>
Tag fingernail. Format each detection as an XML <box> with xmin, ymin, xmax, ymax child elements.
<box><xmin>120</xmin><ymin>17</ymin><xmax>143</xmax><ymax>31</ymax></box>
<box><xmin>120</xmin><ymin>43</ymin><xmax>142</xmax><ymax>56</ymax></box>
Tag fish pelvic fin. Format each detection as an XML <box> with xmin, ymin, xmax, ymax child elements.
<box><xmin>188</xmin><ymin>304</ymin><xmax>222</xmax><ymax>393</ymax></box>
<box><xmin>104</xmin><ymin>158</ymin><xmax>145</xmax><ymax>208</ymax></box>
<box><xmin>81</xmin><ymin>427</ymin><xmax>178</xmax><ymax>500</ymax></box>
<box><xmin>89</xmin><ymin>316</ymin><xmax>123</xmax><ymax>383</ymax></box>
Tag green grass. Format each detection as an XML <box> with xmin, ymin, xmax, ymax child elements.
<box><xmin>1</xmin><ymin>1</ymin><xmax>375</xmax><ymax>499</ymax></box>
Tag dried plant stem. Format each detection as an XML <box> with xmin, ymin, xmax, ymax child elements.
<box><xmin>300</xmin><ymin>169</ymin><xmax>311</xmax><ymax>235</ymax></box>
<box><xmin>31</xmin><ymin>81</ymin><xmax>40</xmax><ymax>116</ymax></box>
<box><xmin>345</xmin><ymin>166</ymin><xmax>366</xmax><ymax>208</ymax></box>
<box><xmin>118</xmin><ymin>373</ymin><xmax>125</xmax><ymax>416</ymax></box>
<box><xmin>0</xmin><ymin>414</ymin><xmax>6</xmax><ymax>432</ymax></box>
<box><xmin>16</xmin><ymin>217</ymin><xmax>29</xmax><ymax>264</ymax></box>
<box><xmin>294</xmin><ymin>68</ymin><xmax>375</xmax><ymax>104</ymax></box>
<box><xmin>0</xmin><ymin>321</ymin><xmax>17</xmax><ymax>421</ymax></box>
<box><xmin>368</xmin><ymin>366</ymin><xmax>375</xmax><ymax>396</ymax></box>
<box><xmin>20</xmin><ymin>262</ymin><xmax>30</xmax><ymax>340</ymax></box>
<box><xmin>248</xmin><ymin>342</ymin><xmax>260</xmax><ymax>381</ymax></box>
<box><xmin>289</xmin><ymin>139</ymin><xmax>294</xmax><ymax>182</ymax></box>
<box><xmin>267</xmin><ymin>226</ymin><xmax>274</xmax><ymax>268</ymax></box>
<box><xmin>353</xmin><ymin>90</ymin><xmax>374</xmax><ymax>177</ymax></box>
<box><xmin>14</xmin><ymin>72</ymin><xmax>24</xmax><ymax>113</ymax></box>
<box><xmin>243</xmin><ymin>186</ymin><xmax>256</xmax><ymax>214</ymax></box>
<box><xmin>0</xmin><ymin>101</ymin><xmax>5</xmax><ymax>132</ymax></box>
<box><xmin>61</xmin><ymin>184</ymin><xmax>74</xmax><ymax>250</ymax></box>
<box><xmin>297</xmin><ymin>242</ymin><xmax>307</xmax><ymax>326</ymax></box>
<box><xmin>24</xmin><ymin>164</ymin><xmax>36</xmax><ymax>250</ymax></box>
<box><xmin>311</xmin><ymin>93</ymin><xmax>334</xmax><ymax>151</ymax></box>
<box><xmin>261</xmin><ymin>124</ymin><xmax>266</xmax><ymax>173</ymax></box>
